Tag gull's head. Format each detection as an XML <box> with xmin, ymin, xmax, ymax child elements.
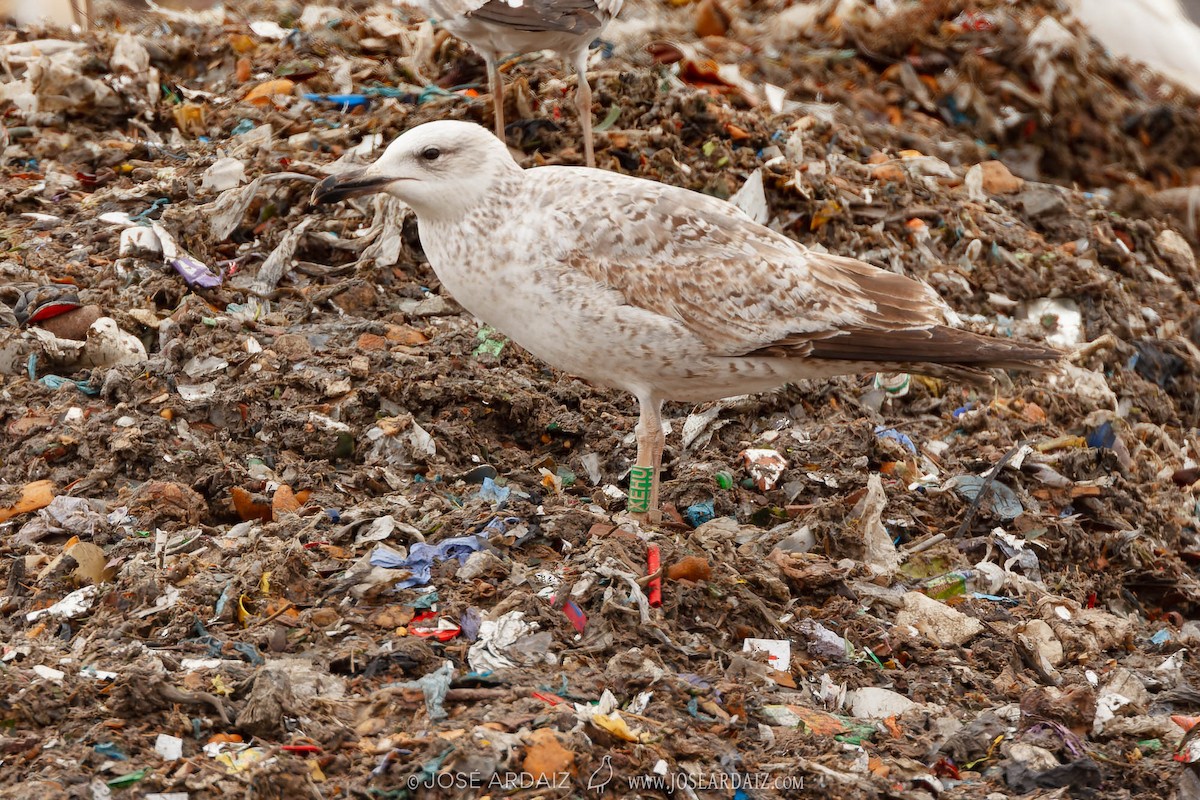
<box><xmin>311</xmin><ymin>120</ymin><xmax>520</xmax><ymax>217</ymax></box>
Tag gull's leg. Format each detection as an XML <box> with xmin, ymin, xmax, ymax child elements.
<box><xmin>485</xmin><ymin>54</ymin><xmax>506</xmax><ymax>141</ymax></box>
<box><xmin>628</xmin><ymin>395</ymin><xmax>665</xmax><ymax>525</ymax></box>
<box><xmin>570</xmin><ymin>48</ymin><xmax>595</xmax><ymax>168</ymax></box>
<box><xmin>648</xmin><ymin>404</ymin><xmax>666</xmax><ymax>514</ymax></box>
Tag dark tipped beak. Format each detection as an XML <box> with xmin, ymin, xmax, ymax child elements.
<box><xmin>310</xmin><ymin>169</ymin><xmax>397</xmax><ymax>204</ymax></box>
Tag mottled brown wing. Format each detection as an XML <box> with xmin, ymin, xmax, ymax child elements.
<box><xmin>539</xmin><ymin>168</ymin><xmax>1057</xmax><ymax>368</ymax></box>
<box><xmin>750</xmin><ymin>252</ymin><xmax>1058</xmax><ymax>367</ymax></box>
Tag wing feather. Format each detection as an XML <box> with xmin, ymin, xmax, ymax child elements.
<box><xmin>534</xmin><ymin>168</ymin><xmax>1057</xmax><ymax>369</ymax></box>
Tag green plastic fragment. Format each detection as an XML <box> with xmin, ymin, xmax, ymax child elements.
<box><xmin>862</xmin><ymin>646</ymin><xmax>885</xmax><ymax>670</ymax></box>
<box><xmin>473</xmin><ymin>325</ymin><xmax>506</xmax><ymax>358</ymax></box>
<box><xmin>834</xmin><ymin>722</ymin><xmax>877</xmax><ymax>746</ymax></box>
<box><xmin>627</xmin><ymin>466</ymin><xmax>653</xmax><ymax>513</ymax></box>
<box><xmin>594</xmin><ymin>105</ymin><xmax>622</xmax><ymax>132</ymax></box>
<box><xmin>107</xmin><ymin>769</ymin><xmax>148</xmax><ymax>789</ymax></box>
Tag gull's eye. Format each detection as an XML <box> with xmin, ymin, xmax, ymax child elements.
<box><xmin>420</xmin><ymin>146</ymin><xmax>441</xmax><ymax>161</ymax></box>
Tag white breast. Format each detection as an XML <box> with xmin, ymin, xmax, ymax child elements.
<box><xmin>417</xmin><ymin>212</ymin><xmax>710</xmax><ymax>397</ymax></box>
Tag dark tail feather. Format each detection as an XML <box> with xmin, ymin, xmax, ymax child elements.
<box><xmin>806</xmin><ymin>324</ymin><xmax>1061</xmax><ymax>369</ymax></box>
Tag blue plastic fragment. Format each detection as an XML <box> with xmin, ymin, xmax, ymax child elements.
<box><xmin>483</xmin><ymin>516</ymin><xmax>521</xmax><ymax>536</ymax></box>
<box><xmin>39</xmin><ymin>374</ymin><xmax>100</xmax><ymax>395</ymax></box>
<box><xmin>1086</xmin><ymin>421</ymin><xmax>1116</xmax><ymax>450</ymax></box>
<box><xmin>417</xmin><ymin>84</ymin><xmax>462</xmax><ymax>104</ymax></box>
<box><xmin>94</xmin><ymin>742</ymin><xmax>128</xmax><ymax>760</ymax></box>
<box><xmin>478</xmin><ymin>476</ymin><xmax>510</xmax><ymax>505</ymax></box>
<box><xmin>1151</xmin><ymin>629</ymin><xmax>1172</xmax><ymax>645</ymax></box>
<box><xmin>684</xmin><ymin>499</ymin><xmax>715</xmax><ymax>527</ymax></box>
<box><xmin>874</xmin><ymin>425</ymin><xmax>917</xmax><ymax>454</ymax></box>
<box><xmin>369</xmin><ymin>536</ymin><xmax>485</xmax><ymax>588</ymax></box>
<box><xmin>971</xmin><ymin>592</ymin><xmax>1020</xmax><ymax>606</ymax></box>
<box><xmin>130</xmin><ymin>197</ymin><xmax>169</xmax><ymax>222</ymax></box>
<box><xmin>686</xmin><ymin>696</ymin><xmax>715</xmax><ymax>721</ymax></box>
<box><xmin>953</xmin><ymin>475</ymin><xmax>1023</xmax><ymax>520</ymax></box>
<box><xmin>409</xmin><ymin>589</ymin><xmax>438</xmax><ymax>609</ymax></box>
<box><xmin>302</xmin><ymin>92</ymin><xmax>371</xmax><ymax>111</ymax></box>
<box><xmin>232</xmin><ymin>641</ymin><xmax>264</xmax><ymax>665</ymax></box>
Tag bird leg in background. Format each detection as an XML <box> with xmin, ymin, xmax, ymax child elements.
<box><xmin>628</xmin><ymin>397</ymin><xmax>665</xmax><ymax>524</ymax></box>
<box><xmin>570</xmin><ymin>50</ymin><xmax>596</xmax><ymax>168</ymax></box>
<box><xmin>485</xmin><ymin>55</ymin><xmax>506</xmax><ymax>141</ymax></box>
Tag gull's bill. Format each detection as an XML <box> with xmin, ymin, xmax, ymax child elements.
<box><xmin>311</xmin><ymin>170</ymin><xmax>401</xmax><ymax>204</ymax></box>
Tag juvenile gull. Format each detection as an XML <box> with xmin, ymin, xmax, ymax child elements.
<box><xmin>313</xmin><ymin>121</ymin><xmax>1060</xmax><ymax>523</ymax></box>
<box><xmin>410</xmin><ymin>0</ymin><xmax>621</xmax><ymax>167</ymax></box>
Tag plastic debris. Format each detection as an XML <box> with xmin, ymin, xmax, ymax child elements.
<box><xmin>873</xmin><ymin>372</ymin><xmax>911</xmax><ymax>397</ymax></box>
<box><xmin>950</xmin><ymin>474</ymin><xmax>1024</xmax><ymax>521</ymax></box>
<box><xmin>151</xmin><ymin>223</ymin><xmax>223</xmax><ymax>288</ymax></box>
<box><xmin>845</xmin><ymin>687</ymin><xmax>916</xmax><ymax>720</ymax></box>
<box><xmin>683</xmin><ymin>498</ymin><xmax>715</xmax><ymax>527</ymax></box>
<box><xmin>895</xmin><ymin>591</ymin><xmax>984</xmax><ymax>647</ymax></box>
<box><xmin>858</xmin><ymin>474</ymin><xmax>900</xmax><ymax>577</ymax></box>
<box><xmin>468</xmin><ymin>611</ymin><xmax>554</xmax><ymax>672</ymax></box>
<box><xmin>154</xmin><ymin>734</ymin><xmax>184</xmax><ymax>761</ymax></box>
<box><xmin>201</xmin><ymin>158</ymin><xmax>247</xmax><ymax>192</ymax></box>
<box><xmin>398</xmin><ymin>661</ymin><xmax>454</xmax><ymax>720</ymax></box>
<box><xmin>647</xmin><ymin>545</ymin><xmax>662</xmax><ymax>608</ymax></box>
<box><xmin>740</xmin><ymin>448</ymin><xmax>787</xmax><ymax>490</ymax></box>
<box><xmin>743</xmin><ymin>638</ymin><xmax>791</xmax><ymax>671</ymax></box>
<box><xmin>874</xmin><ymin>426</ymin><xmax>917</xmax><ymax>454</ymax></box>
<box><xmin>729</xmin><ymin>168</ymin><xmax>768</xmax><ymax>224</ymax></box>
<box><xmin>368</xmin><ymin>536</ymin><xmax>484</xmax><ymax>589</ymax></box>
<box><xmin>26</xmin><ymin>585</ymin><xmax>99</xmax><ymax>622</ymax></box>
<box><xmin>1022</xmin><ymin>298</ymin><xmax>1084</xmax><ymax>347</ymax></box>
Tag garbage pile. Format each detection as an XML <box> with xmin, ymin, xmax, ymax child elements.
<box><xmin>1</xmin><ymin>0</ymin><xmax>1200</xmax><ymax>797</ymax></box>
